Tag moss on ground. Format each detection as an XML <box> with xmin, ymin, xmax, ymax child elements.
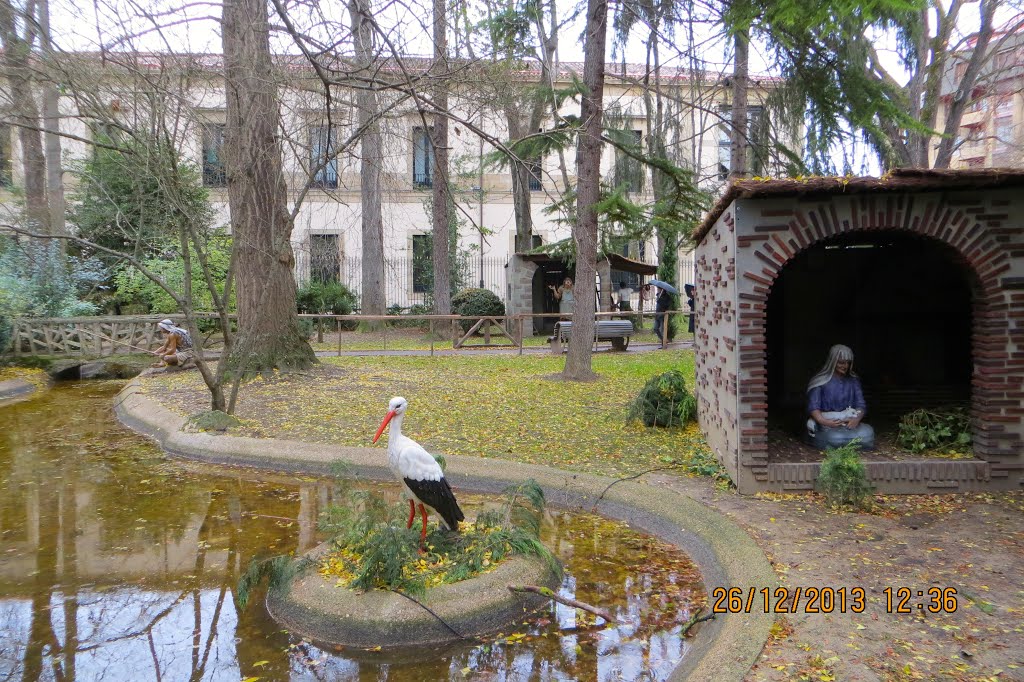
<box><xmin>0</xmin><ymin>366</ymin><xmax>50</xmax><ymax>389</ymax></box>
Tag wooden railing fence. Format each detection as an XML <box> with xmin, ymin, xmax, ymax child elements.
<box><xmin>7</xmin><ymin>315</ymin><xmax>178</xmax><ymax>358</ymax></box>
<box><xmin>4</xmin><ymin>311</ymin><xmax>693</xmax><ymax>357</ymax></box>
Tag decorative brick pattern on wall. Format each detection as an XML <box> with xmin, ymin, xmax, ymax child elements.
<box><xmin>694</xmin><ymin>209</ymin><xmax>742</xmax><ymax>486</ymax></box>
<box><xmin>696</xmin><ymin>190</ymin><xmax>1024</xmax><ymax>494</ymax></box>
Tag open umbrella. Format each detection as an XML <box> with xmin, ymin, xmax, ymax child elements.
<box><xmin>648</xmin><ymin>279</ymin><xmax>679</xmax><ymax>295</ymax></box>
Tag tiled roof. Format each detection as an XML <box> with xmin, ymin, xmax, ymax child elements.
<box><xmin>693</xmin><ymin>168</ymin><xmax>1024</xmax><ymax>244</ymax></box>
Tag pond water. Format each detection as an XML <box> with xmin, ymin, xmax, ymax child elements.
<box><xmin>0</xmin><ymin>382</ymin><xmax>705</xmax><ymax>681</ymax></box>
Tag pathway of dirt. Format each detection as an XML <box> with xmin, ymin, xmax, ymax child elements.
<box><xmin>648</xmin><ymin>474</ymin><xmax>1024</xmax><ymax>682</ymax></box>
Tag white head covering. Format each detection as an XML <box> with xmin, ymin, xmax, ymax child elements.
<box><xmin>807</xmin><ymin>344</ymin><xmax>856</xmax><ymax>392</ymax></box>
<box><xmin>157</xmin><ymin>319</ymin><xmax>192</xmax><ymax>348</ymax></box>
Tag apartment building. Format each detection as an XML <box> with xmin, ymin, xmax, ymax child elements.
<box><xmin>935</xmin><ymin>30</ymin><xmax>1024</xmax><ymax>170</ymax></box>
<box><xmin>0</xmin><ymin>55</ymin><xmax>782</xmax><ymax>308</ymax></box>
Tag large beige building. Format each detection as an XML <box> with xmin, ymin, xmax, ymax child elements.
<box><xmin>0</xmin><ymin>55</ymin><xmax>783</xmax><ymax>308</ymax></box>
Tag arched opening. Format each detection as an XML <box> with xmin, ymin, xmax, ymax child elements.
<box><xmin>766</xmin><ymin>231</ymin><xmax>976</xmax><ymax>444</ymax></box>
<box><xmin>530</xmin><ymin>263</ymin><xmax>573</xmax><ymax>335</ymax></box>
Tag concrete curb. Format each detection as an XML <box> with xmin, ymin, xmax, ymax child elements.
<box><xmin>114</xmin><ymin>379</ymin><xmax>776</xmax><ymax>682</ymax></box>
<box><xmin>0</xmin><ymin>378</ymin><xmax>37</xmax><ymax>406</ymax></box>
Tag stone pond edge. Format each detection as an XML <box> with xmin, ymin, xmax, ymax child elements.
<box><xmin>0</xmin><ymin>378</ymin><xmax>38</xmax><ymax>406</ymax></box>
<box><xmin>112</xmin><ymin>378</ymin><xmax>777</xmax><ymax>682</ymax></box>
<box><xmin>269</xmin><ymin>544</ymin><xmax>560</xmax><ymax>651</ymax></box>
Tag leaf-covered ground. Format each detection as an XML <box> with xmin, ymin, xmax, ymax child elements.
<box><xmin>144</xmin><ymin>351</ymin><xmax>706</xmax><ymax>478</ymax></box>
<box><xmin>650</xmin><ymin>473</ymin><xmax>1024</xmax><ymax>682</ymax></box>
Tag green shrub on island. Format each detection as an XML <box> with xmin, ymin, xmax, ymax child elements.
<box><xmin>317</xmin><ymin>479</ymin><xmax>559</xmax><ymax>597</ymax></box>
<box><xmin>626</xmin><ymin>370</ymin><xmax>697</xmax><ymax>427</ymax></box>
<box><xmin>816</xmin><ymin>441</ymin><xmax>873</xmax><ymax>509</ymax></box>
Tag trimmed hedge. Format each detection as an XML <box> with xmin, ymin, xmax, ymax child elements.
<box><xmin>452</xmin><ymin>288</ymin><xmax>505</xmax><ymax>332</ymax></box>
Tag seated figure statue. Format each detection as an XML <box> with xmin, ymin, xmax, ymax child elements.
<box><xmin>806</xmin><ymin>344</ymin><xmax>875</xmax><ymax>450</ymax></box>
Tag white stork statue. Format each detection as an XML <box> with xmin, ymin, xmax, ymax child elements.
<box><xmin>372</xmin><ymin>396</ymin><xmax>465</xmax><ymax>545</ymax></box>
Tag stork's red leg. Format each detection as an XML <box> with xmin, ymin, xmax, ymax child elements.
<box><xmin>407</xmin><ymin>499</ymin><xmax>416</xmax><ymax>529</ymax></box>
<box><xmin>419</xmin><ymin>503</ymin><xmax>429</xmax><ymax>546</ymax></box>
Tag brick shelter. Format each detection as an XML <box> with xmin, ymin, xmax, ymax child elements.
<box><xmin>692</xmin><ymin>169</ymin><xmax>1024</xmax><ymax>494</ymax></box>
<box><xmin>506</xmin><ymin>252</ymin><xmax>657</xmax><ymax>336</ymax></box>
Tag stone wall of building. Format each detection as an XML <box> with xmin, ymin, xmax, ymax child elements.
<box><xmin>505</xmin><ymin>257</ymin><xmax>538</xmax><ymax>319</ymax></box>
<box><xmin>694</xmin><ymin>209</ymin><xmax>742</xmax><ymax>486</ymax></box>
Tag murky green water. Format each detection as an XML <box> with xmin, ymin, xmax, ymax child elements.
<box><xmin>0</xmin><ymin>382</ymin><xmax>705</xmax><ymax>681</ymax></box>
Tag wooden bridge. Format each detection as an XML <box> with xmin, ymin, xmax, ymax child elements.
<box><xmin>6</xmin><ymin>315</ymin><xmax>172</xmax><ymax>358</ymax></box>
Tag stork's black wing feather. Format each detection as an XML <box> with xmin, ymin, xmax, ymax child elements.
<box><xmin>404</xmin><ymin>476</ymin><xmax>465</xmax><ymax>531</ymax></box>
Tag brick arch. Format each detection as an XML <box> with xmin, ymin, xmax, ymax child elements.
<box><xmin>736</xmin><ymin>195</ymin><xmax>1013</xmax><ymax>477</ymax></box>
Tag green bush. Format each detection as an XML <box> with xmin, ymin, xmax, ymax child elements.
<box><xmin>626</xmin><ymin>370</ymin><xmax>697</xmax><ymax>427</ymax></box>
<box><xmin>111</xmin><ymin>230</ymin><xmax>233</xmax><ymax>314</ymax></box>
<box><xmin>68</xmin><ymin>133</ymin><xmax>214</xmax><ymax>263</ymax></box>
<box><xmin>385</xmin><ymin>303</ymin><xmax>432</xmax><ymax>329</ymax></box>
<box><xmin>0</xmin><ymin>239</ymin><xmax>104</xmax><ymax>318</ymax></box>
<box><xmin>296</xmin><ymin>280</ymin><xmax>358</xmax><ymax>315</ymax></box>
<box><xmin>451</xmin><ymin>288</ymin><xmax>505</xmax><ymax>332</ymax></box>
<box><xmin>896</xmin><ymin>406</ymin><xmax>971</xmax><ymax>453</ymax></box>
<box><xmin>816</xmin><ymin>441</ymin><xmax>873</xmax><ymax>509</ymax></box>
<box><xmin>297</xmin><ymin>318</ymin><xmax>316</xmax><ymax>340</ymax></box>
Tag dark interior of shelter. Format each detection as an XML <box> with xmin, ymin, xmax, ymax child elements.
<box><xmin>766</xmin><ymin>231</ymin><xmax>975</xmax><ymax>439</ymax></box>
<box><xmin>531</xmin><ymin>262</ymin><xmax>576</xmax><ymax>335</ymax></box>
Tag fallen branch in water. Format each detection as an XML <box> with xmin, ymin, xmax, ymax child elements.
<box><xmin>508</xmin><ymin>584</ymin><xmax>621</xmax><ymax>624</ymax></box>
<box><xmin>680</xmin><ymin>607</ymin><xmax>715</xmax><ymax>636</ymax></box>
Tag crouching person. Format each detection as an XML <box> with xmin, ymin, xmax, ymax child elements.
<box><xmin>152</xmin><ymin>319</ymin><xmax>195</xmax><ymax>368</ymax></box>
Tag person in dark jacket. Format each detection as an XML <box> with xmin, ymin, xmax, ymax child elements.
<box><xmin>684</xmin><ymin>284</ymin><xmax>696</xmax><ymax>334</ymax></box>
<box><xmin>652</xmin><ymin>287</ymin><xmax>672</xmax><ymax>341</ymax></box>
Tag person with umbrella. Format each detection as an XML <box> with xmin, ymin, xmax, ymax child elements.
<box><xmin>648</xmin><ymin>279</ymin><xmax>677</xmax><ymax>343</ymax></box>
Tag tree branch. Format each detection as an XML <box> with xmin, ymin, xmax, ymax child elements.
<box><xmin>508</xmin><ymin>584</ymin><xmax>622</xmax><ymax>624</ymax></box>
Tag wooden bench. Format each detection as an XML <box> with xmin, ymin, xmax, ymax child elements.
<box><xmin>550</xmin><ymin>320</ymin><xmax>634</xmax><ymax>353</ymax></box>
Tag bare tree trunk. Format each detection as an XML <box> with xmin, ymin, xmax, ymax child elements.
<box><xmin>39</xmin><ymin>0</ymin><xmax>64</xmax><ymax>237</ymax></box>
<box><xmin>350</xmin><ymin>0</ymin><xmax>386</xmax><ymax>321</ymax></box>
<box><xmin>0</xmin><ymin>0</ymin><xmax>50</xmax><ymax>235</ymax></box>
<box><xmin>505</xmin><ymin>111</ymin><xmax>534</xmax><ymax>252</ymax></box>
<box><xmin>222</xmin><ymin>0</ymin><xmax>315</xmax><ymax>374</ymax></box>
<box><xmin>934</xmin><ymin>0</ymin><xmax>996</xmax><ymax>169</ymax></box>
<box><xmin>503</xmin><ymin>0</ymin><xmax>556</xmax><ymax>254</ymax></box>
<box><xmin>431</xmin><ymin>0</ymin><xmax>452</xmax><ymax>314</ymax></box>
<box><xmin>562</xmin><ymin>0</ymin><xmax>605</xmax><ymax>382</ymax></box>
<box><xmin>729</xmin><ymin>21</ymin><xmax>749</xmax><ymax>180</ymax></box>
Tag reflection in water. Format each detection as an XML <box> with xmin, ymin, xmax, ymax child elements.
<box><xmin>0</xmin><ymin>382</ymin><xmax>704</xmax><ymax>681</ymax></box>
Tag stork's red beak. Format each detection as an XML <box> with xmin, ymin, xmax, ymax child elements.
<box><xmin>372</xmin><ymin>410</ymin><xmax>396</xmax><ymax>443</ymax></box>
